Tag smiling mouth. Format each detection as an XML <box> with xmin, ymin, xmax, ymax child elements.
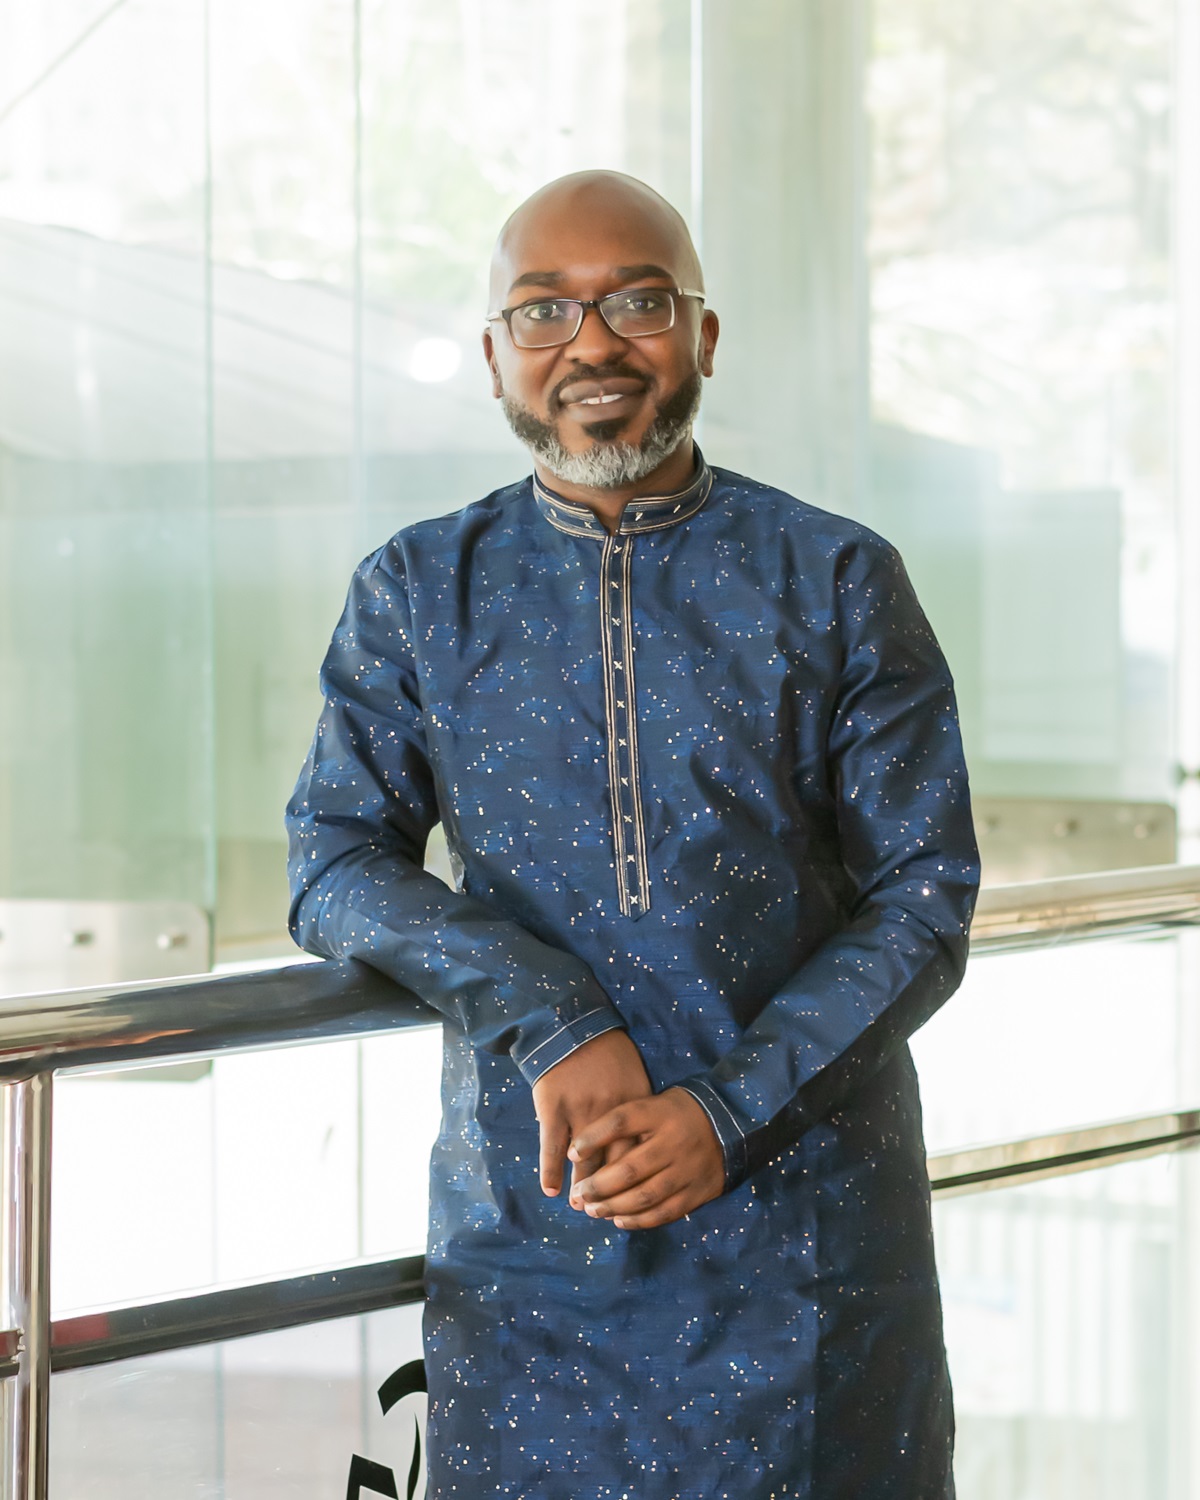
<box><xmin>560</xmin><ymin>389</ymin><xmax>645</xmax><ymax>425</ymax></box>
<box><xmin>554</xmin><ymin>374</ymin><xmax>649</xmax><ymax>414</ymax></box>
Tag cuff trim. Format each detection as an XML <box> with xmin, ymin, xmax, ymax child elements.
<box><xmin>677</xmin><ymin>1077</ymin><xmax>749</xmax><ymax>1190</ymax></box>
<box><xmin>514</xmin><ymin>1006</ymin><xmax>626</xmax><ymax>1085</ymax></box>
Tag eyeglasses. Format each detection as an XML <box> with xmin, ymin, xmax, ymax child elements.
<box><xmin>486</xmin><ymin>286</ymin><xmax>704</xmax><ymax>349</ymax></box>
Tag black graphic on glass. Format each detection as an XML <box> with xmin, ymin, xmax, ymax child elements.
<box><xmin>345</xmin><ymin>1358</ymin><xmax>428</xmax><ymax>1500</ymax></box>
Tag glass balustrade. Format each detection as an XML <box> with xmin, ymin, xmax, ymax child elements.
<box><xmin>915</xmin><ymin>926</ymin><xmax>1200</xmax><ymax>1154</ymax></box>
<box><xmin>49</xmin><ymin>1304</ymin><xmax>426</xmax><ymax>1499</ymax></box>
<box><xmin>39</xmin><ymin>1154</ymin><xmax>1200</xmax><ymax>1500</ymax></box>
<box><xmin>939</xmin><ymin>1151</ymin><xmax>1195</xmax><ymax>1500</ymax></box>
<box><xmin>50</xmin><ymin>1028</ymin><xmax>442</xmax><ymax>1314</ymax></box>
<box><xmin>0</xmin><ymin>871</ymin><xmax>1192</xmax><ymax>1498</ymax></box>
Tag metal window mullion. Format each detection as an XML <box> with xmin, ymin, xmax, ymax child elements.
<box><xmin>4</xmin><ymin>1075</ymin><xmax>53</xmax><ymax>1500</ymax></box>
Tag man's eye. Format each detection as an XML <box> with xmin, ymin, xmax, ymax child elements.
<box><xmin>523</xmin><ymin>301</ymin><xmax>570</xmax><ymax>322</ymax></box>
<box><xmin>613</xmin><ymin>290</ymin><xmax>670</xmax><ymax>315</ymax></box>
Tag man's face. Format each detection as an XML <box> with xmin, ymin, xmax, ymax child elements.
<box><xmin>483</xmin><ymin>189</ymin><xmax>719</xmax><ymax>490</ymax></box>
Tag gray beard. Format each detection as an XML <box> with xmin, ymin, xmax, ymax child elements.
<box><xmin>500</xmin><ymin>371</ymin><xmax>702</xmax><ymax>491</ymax></box>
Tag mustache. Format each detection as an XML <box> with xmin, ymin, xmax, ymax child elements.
<box><xmin>548</xmin><ymin>361</ymin><xmax>650</xmax><ymax>414</ymax></box>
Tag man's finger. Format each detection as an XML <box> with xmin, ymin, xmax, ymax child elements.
<box><xmin>568</xmin><ymin>1151</ymin><xmax>604</xmax><ymax>1205</ymax></box>
<box><xmin>573</xmin><ymin>1136</ymin><xmax>672</xmax><ymax>1205</ymax></box>
<box><xmin>539</xmin><ymin>1116</ymin><xmax>570</xmax><ymax>1197</ymax></box>
<box><xmin>568</xmin><ymin>1101</ymin><xmax>648</xmax><ymax>1161</ymax></box>
<box><xmin>580</xmin><ymin>1165</ymin><xmax>681</xmax><ymax>1221</ymax></box>
<box><xmin>611</xmin><ymin>1189</ymin><xmax>697</xmax><ymax>1232</ymax></box>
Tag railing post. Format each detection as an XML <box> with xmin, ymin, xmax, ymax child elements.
<box><xmin>4</xmin><ymin>1076</ymin><xmax>53</xmax><ymax>1500</ymax></box>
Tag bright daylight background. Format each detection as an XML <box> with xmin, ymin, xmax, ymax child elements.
<box><xmin>1</xmin><ymin>1</ymin><xmax>1199</xmax><ymax>1495</ymax></box>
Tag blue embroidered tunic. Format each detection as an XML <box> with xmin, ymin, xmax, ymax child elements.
<box><xmin>287</xmin><ymin>453</ymin><xmax>979</xmax><ymax>1500</ymax></box>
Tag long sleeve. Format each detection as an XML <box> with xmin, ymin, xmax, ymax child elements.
<box><xmin>285</xmin><ymin>546</ymin><xmax>625</xmax><ymax>1083</ymax></box>
<box><xmin>678</xmin><ymin>541</ymin><xmax>980</xmax><ymax>1189</ymax></box>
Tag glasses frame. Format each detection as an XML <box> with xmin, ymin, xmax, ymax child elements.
<box><xmin>485</xmin><ymin>286</ymin><xmax>705</xmax><ymax>349</ymax></box>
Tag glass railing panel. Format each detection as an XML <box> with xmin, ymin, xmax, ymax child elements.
<box><xmin>50</xmin><ymin>1028</ymin><xmax>442</xmax><ymax>1314</ymax></box>
<box><xmin>51</xmin><ymin>1344</ymin><xmax>223</xmax><ymax>1498</ymax></box>
<box><xmin>936</xmin><ymin>1149</ymin><xmax>1195</xmax><ymax>1500</ymax></box>
<box><xmin>914</xmin><ymin>926</ymin><xmax>1200</xmax><ymax>1154</ymax></box>
<box><xmin>45</xmin><ymin>1145</ymin><xmax>1198</xmax><ymax>1498</ymax></box>
<box><xmin>360</xmin><ymin>1027</ymin><xmax>443</xmax><ymax>1262</ymax></box>
<box><xmin>52</xmin><ymin>1060</ymin><xmax>217</xmax><ymax>1313</ymax></box>
<box><xmin>49</xmin><ymin>1303</ymin><xmax>425</xmax><ymax>1499</ymax></box>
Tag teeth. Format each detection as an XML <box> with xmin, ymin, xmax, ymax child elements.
<box><xmin>579</xmin><ymin>392</ymin><xmax>626</xmax><ymax>405</ymax></box>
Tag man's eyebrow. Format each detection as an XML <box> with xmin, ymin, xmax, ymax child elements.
<box><xmin>506</xmin><ymin>263</ymin><xmax>678</xmax><ymax>297</ymax></box>
<box><xmin>508</xmin><ymin>270</ymin><xmax>566</xmax><ymax>294</ymax></box>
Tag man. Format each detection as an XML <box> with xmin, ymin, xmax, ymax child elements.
<box><xmin>288</xmin><ymin>171</ymin><xmax>978</xmax><ymax>1498</ymax></box>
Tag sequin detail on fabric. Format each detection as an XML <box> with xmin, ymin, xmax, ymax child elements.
<box><xmin>286</xmin><ymin>455</ymin><xmax>980</xmax><ymax>1500</ymax></box>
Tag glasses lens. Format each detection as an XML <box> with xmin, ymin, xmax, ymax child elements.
<box><xmin>600</xmin><ymin>288</ymin><xmax>676</xmax><ymax>337</ymax></box>
<box><xmin>509</xmin><ymin>299</ymin><xmax>583</xmax><ymax>348</ymax></box>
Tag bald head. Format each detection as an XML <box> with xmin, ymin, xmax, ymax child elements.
<box><xmin>489</xmin><ymin>171</ymin><xmax>703</xmax><ymax>309</ymax></box>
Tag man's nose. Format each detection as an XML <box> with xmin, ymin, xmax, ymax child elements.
<box><xmin>568</xmin><ymin>303</ymin><xmax>629</xmax><ymax>362</ymax></box>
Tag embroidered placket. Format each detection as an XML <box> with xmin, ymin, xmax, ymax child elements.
<box><xmin>599</xmin><ymin>532</ymin><xmax>651</xmax><ymax>919</ymax></box>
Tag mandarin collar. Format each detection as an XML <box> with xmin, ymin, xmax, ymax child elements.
<box><xmin>533</xmin><ymin>450</ymin><xmax>713</xmax><ymax>540</ymax></box>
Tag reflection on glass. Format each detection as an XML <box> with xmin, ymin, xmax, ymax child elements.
<box><xmin>868</xmin><ymin>4</ymin><xmax>1176</xmax><ymax>807</ymax></box>
<box><xmin>2</xmin><ymin>0</ymin><xmax>1183</xmax><ymax>942</ymax></box>
<box><xmin>50</xmin><ymin>1029</ymin><xmax>441</xmax><ymax>1314</ymax></box>
<box><xmin>47</xmin><ymin>1150</ymin><xmax>1198</xmax><ymax>1500</ymax></box>
<box><xmin>0</xmin><ymin>0</ymin><xmax>213</xmax><ymax>911</ymax></box>
<box><xmin>937</xmin><ymin>1151</ymin><xmax>1192</xmax><ymax>1500</ymax></box>
<box><xmin>913</xmin><ymin>930</ymin><xmax>1194</xmax><ymax>1155</ymax></box>
<box><xmin>50</xmin><ymin>1303</ymin><xmax>425</xmax><ymax>1498</ymax></box>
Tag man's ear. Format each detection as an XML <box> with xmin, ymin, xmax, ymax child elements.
<box><xmin>482</xmin><ymin>329</ymin><xmax>503</xmax><ymax>398</ymax></box>
<box><xmin>698</xmin><ymin>309</ymin><xmax>719</xmax><ymax>378</ymax></box>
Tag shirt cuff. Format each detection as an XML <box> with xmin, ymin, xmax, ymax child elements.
<box><xmin>511</xmin><ymin>1002</ymin><xmax>627</xmax><ymax>1086</ymax></box>
<box><xmin>676</xmin><ymin>1076</ymin><xmax>749</xmax><ymax>1191</ymax></box>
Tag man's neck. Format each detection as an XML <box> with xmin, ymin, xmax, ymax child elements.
<box><xmin>533</xmin><ymin>441</ymin><xmax>698</xmax><ymax>534</ymax></box>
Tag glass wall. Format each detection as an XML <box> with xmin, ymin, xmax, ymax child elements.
<box><xmin>0</xmin><ymin>0</ymin><xmax>214</xmax><ymax>917</ymax></box>
<box><xmin>50</xmin><ymin>1027</ymin><xmax>443</xmax><ymax>1311</ymax></box>
<box><xmin>44</xmin><ymin>1154</ymin><xmax>1200</xmax><ymax>1500</ymax></box>
<box><xmin>936</xmin><ymin>1151</ymin><xmax>1194</xmax><ymax>1500</ymax></box>
<box><xmin>2</xmin><ymin>9</ymin><xmax>1198</xmax><ymax>1496</ymax></box>
<box><xmin>1</xmin><ymin>0</ymin><xmax>1187</xmax><ymax>954</ymax></box>
<box><xmin>866</xmin><ymin>3</ymin><xmax>1178</xmax><ymax>829</ymax></box>
<box><xmin>50</xmin><ymin>1302</ymin><xmax>427</xmax><ymax>1497</ymax></box>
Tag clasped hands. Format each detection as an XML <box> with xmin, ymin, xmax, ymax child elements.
<box><xmin>531</xmin><ymin>1029</ymin><xmax>725</xmax><ymax>1231</ymax></box>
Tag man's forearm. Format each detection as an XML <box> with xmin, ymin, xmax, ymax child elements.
<box><xmin>290</xmin><ymin>843</ymin><xmax>625</xmax><ymax>1075</ymax></box>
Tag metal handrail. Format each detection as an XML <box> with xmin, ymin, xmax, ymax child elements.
<box><xmin>0</xmin><ymin>958</ymin><xmax>437</xmax><ymax>1498</ymax></box>
<box><xmin>927</xmin><ymin>1107</ymin><xmax>1200</xmax><ymax>1194</ymax></box>
<box><xmin>0</xmin><ymin>958</ymin><xmax>435</xmax><ymax>1497</ymax></box>
<box><xmin>970</xmin><ymin>861</ymin><xmax>1200</xmax><ymax>951</ymax></box>
<box><xmin>0</xmin><ymin>863</ymin><xmax>1194</xmax><ymax>1080</ymax></box>
<box><xmin>0</xmin><ymin>861</ymin><xmax>1197</xmax><ymax>1498</ymax></box>
<box><xmin>0</xmin><ymin>862</ymin><xmax>1193</xmax><ymax>1058</ymax></box>
<box><xmin>0</xmin><ymin>957</ymin><xmax>436</xmax><ymax>1081</ymax></box>
<box><xmin>30</xmin><ymin>1253</ymin><xmax>424</xmax><ymax>1378</ymax></box>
